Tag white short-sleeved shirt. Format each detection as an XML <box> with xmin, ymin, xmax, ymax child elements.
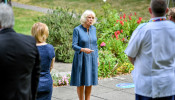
<box><xmin>125</xmin><ymin>17</ymin><xmax>175</xmax><ymax>98</ymax></box>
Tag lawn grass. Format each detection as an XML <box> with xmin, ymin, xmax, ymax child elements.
<box><xmin>13</xmin><ymin>0</ymin><xmax>151</xmax><ymax>20</ymax></box>
<box><xmin>12</xmin><ymin>0</ymin><xmax>174</xmax><ymax>35</ymax></box>
<box><xmin>13</xmin><ymin>7</ymin><xmax>44</xmax><ymax>35</ymax></box>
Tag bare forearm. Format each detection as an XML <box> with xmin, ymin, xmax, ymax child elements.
<box><xmin>50</xmin><ymin>57</ymin><xmax>55</xmax><ymax>72</ymax></box>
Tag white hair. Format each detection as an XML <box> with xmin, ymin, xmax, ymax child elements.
<box><xmin>0</xmin><ymin>3</ymin><xmax>14</xmax><ymax>28</ymax></box>
<box><xmin>80</xmin><ymin>10</ymin><xmax>96</xmax><ymax>25</ymax></box>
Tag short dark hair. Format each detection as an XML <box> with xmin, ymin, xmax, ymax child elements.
<box><xmin>151</xmin><ymin>0</ymin><xmax>167</xmax><ymax>17</ymax></box>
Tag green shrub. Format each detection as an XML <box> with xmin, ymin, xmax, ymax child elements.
<box><xmin>95</xmin><ymin>2</ymin><xmax>146</xmax><ymax>77</ymax></box>
<box><xmin>117</xmin><ymin>62</ymin><xmax>134</xmax><ymax>74</ymax></box>
<box><xmin>98</xmin><ymin>50</ymin><xmax>118</xmax><ymax>78</ymax></box>
<box><xmin>38</xmin><ymin>8</ymin><xmax>81</xmax><ymax>62</ymax></box>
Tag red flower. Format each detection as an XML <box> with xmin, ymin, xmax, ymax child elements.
<box><xmin>121</xmin><ymin>29</ymin><xmax>123</xmax><ymax>33</ymax></box>
<box><xmin>123</xmin><ymin>13</ymin><xmax>126</xmax><ymax>19</ymax></box>
<box><xmin>116</xmin><ymin>20</ymin><xmax>119</xmax><ymax>23</ymax></box>
<box><xmin>120</xmin><ymin>16</ymin><xmax>122</xmax><ymax>19</ymax></box>
<box><xmin>115</xmin><ymin>35</ymin><xmax>118</xmax><ymax>40</ymax></box>
<box><xmin>137</xmin><ymin>20</ymin><xmax>141</xmax><ymax>24</ymax></box>
<box><xmin>139</xmin><ymin>17</ymin><xmax>142</xmax><ymax>21</ymax></box>
<box><xmin>125</xmin><ymin>19</ymin><xmax>127</xmax><ymax>22</ymax></box>
<box><xmin>120</xmin><ymin>21</ymin><xmax>124</xmax><ymax>26</ymax></box>
<box><xmin>117</xmin><ymin>30</ymin><xmax>120</xmax><ymax>35</ymax></box>
<box><xmin>129</xmin><ymin>16</ymin><xmax>132</xmax><ymax>20</ymax></box>
<box><xmin>114</xmin><ymin>31</ymin><xmax>117</xmax><ymax>36</ymax></box>
<box><xmin>134</xmin><ymin>12</ymin><xmax>136</xmax><ymax>16</ymax></box>
<box><xmin>122</xmin><ymin>37</ymin><xmax>125</xmax><ymax>41</ymax></box>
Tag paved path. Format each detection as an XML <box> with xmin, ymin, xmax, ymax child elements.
<box><xmin>51</xmin><ymin>62</ymin><xmax>72</xmax><ymax>77</ymax></box>
<box><xmin>12</xmin><ymin>2</ymin><xmax>135</xmax><ymax>100</ymax></box>
<box><xmin>52</xmin><ymin>62</ymin><xmax>135</xmax><ymax>100</ymax></box>
<box><xmin>12</xmin><ymin>2</ymin><xmax>52</xmax><ymax>13</ymax></box>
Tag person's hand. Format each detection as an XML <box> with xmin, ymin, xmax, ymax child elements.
<box><xmin>84</xmin><ymin>48</ymin><xmax>94</xmax><ymax>54</ymax></box>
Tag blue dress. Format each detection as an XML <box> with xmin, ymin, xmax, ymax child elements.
<box><xmin>70</xmin><ymin>25</ymin><xmax>98</xmax><ymax>86</ymax></box>
<box><xmin>36</xmin><ymin>44</ymin><xmax>55</xmax><ymax>100</ymax></box>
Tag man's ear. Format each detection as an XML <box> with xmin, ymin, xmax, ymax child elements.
<box><xmin>149</xmin><ymin>7</ymin><xmax>152</xmax><ymax>14</ymax></box>
<box><xmin>165</xmin><ymin>8</ymin><xmax>169</xmax><ymax>14</ymax></box>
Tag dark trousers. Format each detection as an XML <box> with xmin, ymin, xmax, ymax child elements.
<box><xmin>136</xmin><ymin>94</ymin><xmax>174</xmax><ymax>100</ymax></box>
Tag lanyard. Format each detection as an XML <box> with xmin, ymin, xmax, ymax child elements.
<box><xmin>149</xmin><ymin>18</ymin><xmax>166</xmax><ymax>22</ymax></box>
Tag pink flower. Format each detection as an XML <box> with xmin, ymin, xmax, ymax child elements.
<box><xmin>58</xmin><ymin>80</ymin><xmax>61</xmax><ymax>85</ymax></box>
<box><xmin>62</xmin><ymin>78</ymin><xmax>65</xmax><ymax>82</ymax></box>
<box><xmin>65</xmin><ymin>79</ymin><xmax>69</xmax><ymax>85</ymax></box>
<box><xmin>100</xmin><ymin>42</ymin><xmax>106</xmax><ymax>47</ymax></box>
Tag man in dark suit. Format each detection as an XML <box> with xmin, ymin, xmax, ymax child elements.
<box><xmin>0</xmin><ymin>3</ymin><xmax>40</xmax><ymax>100</ymax></box>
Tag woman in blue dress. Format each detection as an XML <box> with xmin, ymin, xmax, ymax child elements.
<box><xmin>31</xmin><ymin>22</ymin><xmax>55</xmax><ymax>100</ymax></box>
<box><xmin>70</xmin><ymin>10</ymin><xmax>99</xmax><ymax>100</ymax></box>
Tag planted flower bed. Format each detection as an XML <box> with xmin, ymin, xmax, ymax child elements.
<box><xmin>95</xmin><ymin>2</ymin><xmax>145</xmax><ymax>78</ymax></box>
<box><xmin>52</xmin><ymin>73</ymin><xmax>71</xmax><ymax>87</ymax></box>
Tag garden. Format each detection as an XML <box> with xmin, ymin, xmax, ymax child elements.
<box><xmin>36</xmin><ymin>1</ymin><xmax>146</xmax><ymax>86</ymax></box>
<box><xmin>13</xmin><ymin>0</ymin><xmax>149</xmax><ymax>86</ymax></box>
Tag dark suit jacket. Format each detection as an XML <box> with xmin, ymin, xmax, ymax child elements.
<box><xmin>0</xmin><ymin>28</ymin><xmax>41</xmax><ymax>100</ymax></box>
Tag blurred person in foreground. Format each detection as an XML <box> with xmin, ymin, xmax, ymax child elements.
<box><xmin>167</xmin><ymin>7</ymin><xmax>175</xmax><ymax>22</ymax></box>
<box><xmin>0</xmin><ymin>3</ymin><xmax>40</xmax><ymax>100</ymax></box>
<box><xmin>0</xmin><ymin>0</ymin><xmax>11</xmax><ymax>6</ymax></box>
<box><xmin>125</xmin><ymin>0</ymin><xmax>175</xmax><ymax>100</ymax></box>
<box><xmin>31</xmin><ymin>22</ymin><xmax>55</xmax><ymax>100</ymax></box>
<box><xmin>70</xmin><ymin>10</ymin><xmax>99</xmax><ymax>100</ymax></box>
